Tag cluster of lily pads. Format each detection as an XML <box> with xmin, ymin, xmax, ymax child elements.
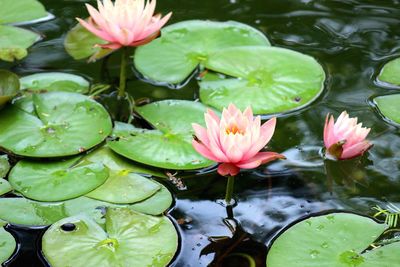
<box><xmin>1</xmin><ymin>0</ymin><xmax>400</xmax><ymax>267</ymax></box>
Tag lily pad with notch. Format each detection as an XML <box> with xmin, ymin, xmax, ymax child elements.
<box><xmin>373</xmin><ymin>94</ymin><xmax>400</xmax><ymax>125</ymax></box>
<box><xmin>9</xmin><ymin>156</ymin><xmax>109</xmax><ymax>202</ymax></box>
<box><xmin>134</xmin><ymin>20</ymin><xmax>270</xmax><ymax>85</ymax></box>
<box><xmin>0</xmin><ymin>91</ymin><xmax>112</xmax><ymax>157</ymax></box>
<box><xmin>108</xmin><ymin>100</ymin><xmax>215</xmax><ymax>170</ymax></box>
<box><xmin>0</xmin><ymin>69</ymin><xmax>20</xmax><ymax>106</ymax></box>
<box><xmin>266</xmin><ymin>212</ymin><xmax>400</xmax><ymax>267</ymax></box>
<box><xmin>20</xmin><ymin>72</ymin><xmax>90</xmax><ymax>94</ymax></box>
<box><xmin>377</xmin><ymin>57</ymin><xmax>400</xmax><ymax>87</ymax></box>
<box><xmin>0</xmin><ymin>0</ymin><xmax>48</xmax><ymax>25</ymax></box>
<box><xmin>0</xmin><ymin>222</ymin><xmax>16</xmax><ymax>265</ymax></box>
<box><xmin>42</xmin><ymin>208</ymin><xmax>179</xmax><ymax>267</ymax></box>
<box><xmin>199</xmin><ymin>46</ymin><xmax>326</xmax><ymax>115</ymax></box>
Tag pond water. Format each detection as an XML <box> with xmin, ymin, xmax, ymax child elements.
<box><xmin>1</xmin><ymin>0</ymin><xmax>400</xmax><ymax>266</ymax></box>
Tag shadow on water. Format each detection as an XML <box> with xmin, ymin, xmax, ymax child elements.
<box><xmin>1</xmin><ymin>0</ymin><xmax>400</xmax><ymax>266</ymax></box>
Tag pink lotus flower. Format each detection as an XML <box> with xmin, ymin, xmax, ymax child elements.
<box><xmin>192</xmin><ymin>104</ymin><xmax>285</xmax><ymax>176</ymax></box>
<box><xmin>324</xmin><ymin>111</ymin><xmax>373</xmax><ymax>160</ymax></box>
<box><xmin>77</xmin><ymin>0</ymin><xmax>172</xmax><ymax>50</ymax></box>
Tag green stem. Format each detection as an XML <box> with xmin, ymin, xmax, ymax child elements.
<box><xmin>225</xmin><ymin>176</ymin><xmax>235</xmax><ymax>205</ymax></box>
<box><xmin>118</xmin><ymin>47</ymin><xmax>128</xmax><ymax>98</ymax></box>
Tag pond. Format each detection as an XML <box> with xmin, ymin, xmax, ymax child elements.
<box><xmin>0</xmin><ymin>0</ymin><xmax>400</xmax><ymax>266</ymax></box>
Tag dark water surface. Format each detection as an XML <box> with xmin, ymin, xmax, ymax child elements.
<box><xmin>1</xmin><ymin>0</ymin><xmax>400</xmax><ymax>266</ymax></box>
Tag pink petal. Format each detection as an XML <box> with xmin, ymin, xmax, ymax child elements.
<box><xmin>340</xmin><ymin>141</ymin><xmax>373</xmax><ymax>160</ymax></box>
<box><xmin>323</xmin><ymin>114</ymin><xmax>336</xmax><ymax>149</ymax></box>
<box><xmin>225</xmin><ymin>143</ymin><xmax>244</xmax><ymax>163</ymax></box>
<box><xmin>217</xmin><ymin>163</ymin><xmax>240</xmax><ymax>176</ymax></box>
<box><xmin>98</xmin><ymin>43</ymin><xmax>122</xmax><ymax>50</ymax></box>
<box><xmin>236</xmin><ymin>152</ymin><xmax>285</xmax><ymax>169</ymax></box>
<box><xmin>192</xmin><ymin>123</ymin><xmax>210</xmax><ymax>147</ymax></box>
<box><xmin>76</xmin><ymin>18</ymin><xmax>114</xmax><ymax>42</ymax></box>
<box><xmin>242</xmin><ymin>117</ymin><xmax>276</xmax><ymax>160</ymax></box>
<box><xmin>192</xmin><ymin>140</ymin><xmax>220</xmax><ymax>162</ymax></box>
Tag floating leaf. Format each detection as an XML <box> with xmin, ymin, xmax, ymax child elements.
<box><xmin>9</xmin><ymin>157</ymin><xmax>109</xmax><ymax>201</ymax></box>
<box><xmin>0</xmin><ymin>92</ymin><xmax>112</xmax><ymax>157</ymax></box>
<box><xmin>42</xmin><ymin>208</ymin><xmax>178</xmax><ymax>267</ymax></box>
<box><xmin>0</xmin><ymin>25</ymin><xmax>40</xmax><ymax>62</ymax></box>
<box><xmin>0</xmin><ymin>70</ymin><xmax>20</xmax><ymax>106</ymax></box>
<box><xmin>108</xmin><ymin>100</ymin><xmax>215</xmax><ymax>170</ymax></box>
<box><xmin>0</xmin><ymin>0</ymin><xmax>48</xmax><ymax>24</ymax></box>
<box><xmin>0</xmin><ymin>226</ymin><xmax>16</xmax><ymax>264</ymax></box>
<box><xmin>0</xmin><ymin>155</ymin><xmax>10</xmax><ymax>178</ymax></box>
<box><xmin>200</xmin><ymin>46</ymin><xmax>326</xmax><ymax>115</ymax></box>
<box><xmin>134</xmin><ymin>20</ymin><xmax>270</xmax><ymax>85</ymax></box>
<box><xmin>378</xmin><ymin>58</ymin><xmax>400</xmax><ymax>87</ymax></box>
<box><xmin>129</xmin><ymin>184</ymin><xmax>173</xmax><ymax>215</ymax></box>
<box><xmin>267</xmin><ymin>212</ymin><xmax>400</xmax><ymax>267</ymax></box>
<box><xmin>373</xmin><ymin>94</ymin><xmax>400</xmax><ymax>125</ymax></box>
<box><xmin>0</xmin><ymin>179</ymin><xmax>11</xmax><ymax>196</ymax></box>
<box><xmin>20</xmin><ymin>72</ymin><xmax>90</xmax><ymax>94</ymax></box>
<box><xmin>64</xmin><ymin>23</ymin><xmax>111</xmax><ymax>61</ymax></box>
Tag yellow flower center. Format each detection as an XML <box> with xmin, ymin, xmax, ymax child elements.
<box><xmin>225</xmin><ymin>124</ymin><xmax>244</xmax><ymax>135</ymax></box>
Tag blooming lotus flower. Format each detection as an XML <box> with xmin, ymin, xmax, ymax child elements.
<box><xmin>192</xmin><ymin>104</ymin><xmax>285</xmax><ymax>176</ymax></box>
<box><xmin>77</xmin><ymin>0</ymin><xmax>172</xmax><ymax>50</ymax></box>
<box><xmin>324</xmin><ymin>111</ymin><xmax>372</xmax><ymax>160</ymax></box>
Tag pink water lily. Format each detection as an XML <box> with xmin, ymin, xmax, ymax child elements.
<box><xmin>324</xmin><ymin>111</ymin><xmax>373</xmax><ymax>160</ymax></box>
<box><xmin>77</xmin><ymin>0</ymin><xmax>172</xmax><ymax>50</ymax></box>
<box><xmin>192</xmin><ymin>104</ymin><xmax>285</xmax><ymax>176</ymax></box>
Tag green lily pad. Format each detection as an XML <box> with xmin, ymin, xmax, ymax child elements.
<box><xmin>9</xmin><ymin>157</ymin><xmax>109</xmax><ymax>201</ymax></box>
<box><xmin>373</xmin><ymin>94</ymin><xmax>400</xmax><ymax>125</ymax></box>
<box><xmin>0</xmin><ymin>179</ymin><xmax>11</xmax><ymax>196</ymax></box>
<box><xmin>0</xmin><ymin>69</ymin><xmax>20</xmax><ymax>106</ymax></box>
<box><xmin>0</xmin><ymin>25</ymin><xmax>40</xmax><ymax>62</ymax></box>
<box><xmin>0</xmin><ymin>92</ymin><xmax>112</xmax><ymax>157</ymax></box>
<box><xmin>129</xmin><ymin>184</ymin><xmax>173</xmax><ymax>215</ymax></box>
<box><xmin>42</xmin><ymin>208</ymin><xmax>178</xmax><ymax>267</ymax></box>
<box><xmin>64</xmin><ymin>23</ymin><xmax>111</xmax><ymax>61</ymax></box>
<box><xmin>0</xmin><ymin>227</ymin><xmax>16</xmax><ymax>264</ymax></box>
<box><xmin>0</xmin><ymin>0</ymin><xmax>47</xmax><ymax>24</ymax></box>
<box><xmin>134</xmin><ymin>20</ymin><xmax>270</xmax><ymax>85</ymax></box>
<box><xmin>108</xmin><ymin>100</ymin><xmax>215</xmax><ymax>170</ymax></box>
<box><xmin>378</xmin><ymin>58</ymin><xmax>400</xmax><ymax>87</ymax></box>
<box><xmin>0</xmin><ymin>155</ymin><xmax>10</xmax><ymax>178</ymax></box>
<box><xmin>20</xmin><ymin>72</ymin><xmax>90</xmax><ymax>93</ymax></box>
<box><xmin>199</xmin><ymin>46</ymin><xmax>326</xmax><ymax>115</ymax></box>
<box><xmin>266</xmin><ymin>212</ymin><xmax>400</xmax><ymax>267</ymax></box>
<box><xmin>84</xmin><ymin>147</ymin><xmax>161</xmax><ymax>204</ymax></box>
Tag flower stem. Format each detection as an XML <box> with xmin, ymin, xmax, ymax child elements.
<box><xmin>225</xmin><ymin>176</ymin><xmax>235</xmax><ymax>205</ymax></box>
<box><xmin>118</xmin><ymin>47</ymin><xmax>128</xmax><ymax>98</ymax></box>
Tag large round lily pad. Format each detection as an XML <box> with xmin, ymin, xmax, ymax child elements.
<box><xmin>0</xmin><ymin>0</ymin><xmax>48</xmax><ymax>24</ymax></box>
<box><xmin>0</xmin><ymin>225</ymin><xmax>16</xmax><ymax>264</ymax></box>
<box><xmin>9</xmin><ymin>157</ymin><xmax>109</xmax><ymax>201</ymax></box>
<box><xmin>199</xmin><ymin>46</ymin><xmax>326</xmax><ymax>115</ymax></box>
<box><xmin>64</xmin><ymin>23</ymin><xmax>111</xmax><ymax>61</ymax></box>
<box><xmin>0</xmin><ymin>70</ymin><xmax>20</xmax><ymax>106</ymax></box>
<box><xmin>378</xmin><ymin>58</ymin><xmax>400</xmax><ymax>87</ymax></box>
<box><xmin>0</xmin><ymin>92</ymin><xmax>112</xmax><ymax>157</ymax></box>
<box><xmin>373</xmin><ymin>94</ymin><xmax>400</xmax><ymax>125</ymax></box>
<box><xmin>134</xmin><ymin>20</ymin><xmax>270</xmax><ymax>85</ymax></box>
<box><xmin>0</xmin><ymin>25</ymin><xmax>40</xmax><ymax>62</ymax></box>
<box><xmin>108</xmin><ymin>100</ymin><xmax>215</xmax><ymax>170</ymax></box>
<box><xmin>42</xmin><ymin>208</ymin><xmax>178</xmax><ymax>267</ymax></box>
<box><xmin>267</xmin><ymin>212</ymin><xmax>399</xmax><ymax>267</ymax></box>
<box><xmin>20</xmin><ymin>72</ymin><xmax>90</xmax><ymax>94</ymax></box>
<box><xmin>84</xmin><ymin>147</ymin><xmax>162</xmax><ymax>204</ymax></box>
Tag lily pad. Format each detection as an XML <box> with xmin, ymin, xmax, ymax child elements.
<box><xmin>0</xmin><ymin>0</ymin><xmax>48</xmax><ymax>24</ymax></box>
<box><xmin>0</xmin><ymin>179</ymin><xmax>11</xmax><ymax>196</ymax></box>
<box><xmin>266</xmin><ymin>212</ymin><xmax>400</xmax><ymax>267</ymax></box>
<box><xmin>199</xmin><ymin>46</ymin><xmax>326</xmax><ymax>115</ymax></box>
<box><xmin>9</xmin><ymin>157</ymin><xmax>109</xmax><ymax>201</ymax></box>
<box><xmin>373</xmin><ymin>94</ymin><xmax>400</xmax><ymax>125</ymax></box>
<box><xmin>129</xmin><ymin>184</ymin><xmax>173</xmax><ymax>215</ymax></box>
<box><xmin>0</xmin><ymin>226</ymin><xmax>16</xmax><ymax>264</ymax></box>
<box><xmin>84</xmin><ymin>147</ymin><xmax>161</xmax><ymax>204</ymax></box>
<box><xmin>42</xmin><ymin>208</ymin><xmax>178</xmax><ymax>267</ymax></box>
<box><xmin>0</xmin><ymin>155</ymin><xmax>10</xmax><ymax>178</ymax></box>
<box><xmin>134</xmin><ymin>20</ymin><xmax>270</xmax><ymax>85</ymax></box>
<box><xmin>0</xmin><ymin>69</ymin><xmax>20</xmax><ymax>106</ymax></box>
<box><xmin>20</xmin><ymin>72</ymin><xmax>90</xmax><ymax>93</ymax></box>
<box><xmin>108</xmin><ymin>100</ymin><xmax>215</xmax><ymax>170</ymax></box>
<box><xmin>0</xmin><ymin>25</ymin><xmax>40</xmax><ymax>62</ymax></box>
<box><xmin>64</xmin><ymin>23</ymin><xmax>111</xmax><ymax>61</ymax></box>
<box><xmin>0</xmin><ymin>92</ymin><xmax>112</xmax><ymax>157</ymax></box>
<box><xmin>378</xmin><ymin>58</ymin><xmax>400</xmax><ymax>87</ymax></box>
